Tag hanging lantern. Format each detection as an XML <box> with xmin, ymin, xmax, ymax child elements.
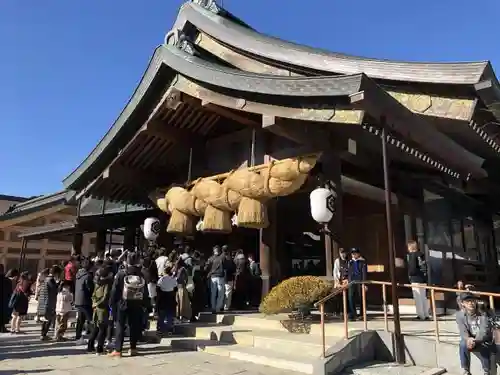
<box><xmin>143</xmin><ymin>217</ymin><xmax>161</xmax><ymax>241</ymax></box>
<box><xmin>310</xmin><ymin>186</ymin><xmax>336</xmax><ymax>224</ymax></box>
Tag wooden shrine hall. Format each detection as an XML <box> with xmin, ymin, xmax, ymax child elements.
<box><xmin>14</xmin><ymin>0</ymin><xmax>500</xmax><ymax>302</ymax></box>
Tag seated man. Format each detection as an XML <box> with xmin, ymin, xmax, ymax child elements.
<box><xmin>456</xmin><ymin>293</ymin><xmax>495</xmax><ymax>375</ymax></box>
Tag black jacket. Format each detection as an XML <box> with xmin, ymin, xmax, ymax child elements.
<box><xmin>407</xmin><ymin>251</ymin><xmax>427</xmax><ymax>283</ymax></box>
<box><xmin>1</xmin><ymin>274</ymin><xmax>12</xmax><ymax>325</ymax></box>
<box><xmin>205</xmin><ymin>254</ymin><xmax>225</xmax><ymax>278</ymax></box>
<box><xmin>74</xmin><ymin>269</ymin><xmax>94</xmax><ymax>307</ymax></box>
<box><xmin>109</xmin><ymin>265</ymin><xmax>148</xmax><ymax>311</ymax></box>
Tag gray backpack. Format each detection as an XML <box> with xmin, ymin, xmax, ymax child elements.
<box><xmin>122</xmin><ymin>275</ymin><xmax>145</xmax><ymax>301</ymax></box>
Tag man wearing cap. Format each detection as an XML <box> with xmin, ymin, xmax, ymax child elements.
<box><xmin>456</xmin><ymin>293</ymin><xmax>494</xmax><ymax>375</ymax></box>
<box><xmin>347</xmin><ymin>248</ymin><xmax>367</xmax><ymax>321</ymax></box>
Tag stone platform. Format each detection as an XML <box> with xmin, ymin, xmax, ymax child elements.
<box><xmin>163</xmin><ymin>312</ymin><xmax>454</xmax><ymax>375</ymax></box>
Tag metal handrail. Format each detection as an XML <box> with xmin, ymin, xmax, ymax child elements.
<box><xmin>314</xmin><ymin>281</ymin><xmax>354</xmax><ymax>307</ymax></box>
<box><xmin>316</xmin><ymin>279</ymin><xmax>500</xmax><ymax>359</ymax></box>
<box><xmin>366</xmin><ymin>280</ymin><xmax>500</xmax><ymax>299</ymax></box>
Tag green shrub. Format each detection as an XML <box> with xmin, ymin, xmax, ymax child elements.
<box><xmin>259</xmin><ymin>276</ymin><xmax>333</xmax><ymax>315</ymax></box>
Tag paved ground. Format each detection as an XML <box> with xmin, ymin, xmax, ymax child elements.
<box><xmin>0</xmin><ymin>322</ymin><xmax>303</xmax><ymax>375</ymax></box>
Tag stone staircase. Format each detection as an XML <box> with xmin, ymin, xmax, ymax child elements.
<box><xmin>162</xmin><ymin>313</ymin><xmax>447</xmax><ymax>375</ymax></box>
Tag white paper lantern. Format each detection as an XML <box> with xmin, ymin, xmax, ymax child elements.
<box><xmin>143</xmin><ymin>217</ymin><xmax>160</xmax><ymax>241</ymax></box>
<box><xmin>310</xmin><ymin>187</ymin><xmax>336</xmax><ymax>223</ymax></box>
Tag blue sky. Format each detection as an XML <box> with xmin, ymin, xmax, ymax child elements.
<box><xmin>1</xmin><ymin>0</ymin><xmax>499</xmax><ymax>198</ymax></box>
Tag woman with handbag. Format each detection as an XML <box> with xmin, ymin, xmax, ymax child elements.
<box><xmin>9</xmin><ymin>273</ymin><xmax>32</xmax><ymax>334</ymax></box>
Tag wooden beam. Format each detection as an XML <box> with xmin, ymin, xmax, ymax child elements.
<box><xmin>262</xmin><ymin>115</ymin><xmax>329</xmax><ymax>148</ymax></box>
<box><xmin>102</xmin><ymin>163</ymin><xmax>172</xmax><ymax>190</ymax></box>
<box><xmin>206</xmin><ymin>128</ymin><xmax>253</xmax><ymax>148</ymax></box>
<box><xmin>202</xmin><ymin>101</ymin><xmax>260</xmax><ymax>128</ymax></box>
<box><xmin>464</xmin><ymin>178</ymin><xmax>494</xmax><ymax>195</ymax></box>
<box><xmin>140</xmin><ymin>119</ymin><xmax>204</xmax><ymax>147</ymax></box>
<box><xmin>0</xmin><ymin>204</ymin><xmax>69</xmax><ymax>229</ymax></box>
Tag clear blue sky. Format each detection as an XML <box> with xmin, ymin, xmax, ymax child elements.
<box><xmin>1</xmin><ymin>0</ymin><xmax>499</xmax><ymax>198</ymax></box>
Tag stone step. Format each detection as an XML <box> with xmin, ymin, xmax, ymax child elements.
<box><xmin>196</xmin><ymin>313</ymin><xmax>357</xmax><ymax>336</ymax></box>
<box><xmin>343</xmin><ymin>362</ymin><xmax>447</xmax><ymax>375</ymax></box>
<box><xmin>175</xmin><ymin>324</ymin><xmax>338</xmax><ymax>357</ymax></box>
<box><xmin>198</xmin><ymin>343</ymin><xmax>318</xmax><ymax>374</ymax></box>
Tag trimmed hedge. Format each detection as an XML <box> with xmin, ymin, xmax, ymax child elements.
<box><xmin>259</xmin><ymin>276</ymin><xmax>333</xmax><ymax>315</ymax></box>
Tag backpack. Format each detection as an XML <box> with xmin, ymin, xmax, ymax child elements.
<box><xmin>122</xmin><ymin>275</ymin><xmax>145</xmax><ymax>301</ymax></box>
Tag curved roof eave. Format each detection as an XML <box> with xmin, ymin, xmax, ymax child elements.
<box><xmin>0</xmin><ymin>190</ymin><xmax>75</xmax><ymax>223</ymax></box>
<box><xmin>176</xmin><ymin>2</ymin><xmax>493</xmax><ymax>85</ymax></box>
<box><xmin>160</xmin><ymin>46</ymin><xmax>485</xmax><ymax>178</ymax></box>
<box><xmin>63</xmin><ymin>45</ymin><xmax>172</xmax><ymax>190</ymax></box>
<box><xmin>73</xmin><ymin>44</ymin><xmax>486</xmax><ymax>181</ymax></box>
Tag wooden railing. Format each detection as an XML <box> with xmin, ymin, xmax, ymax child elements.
<box><xmin>315</xmin><ymin>280</ymin><xmax>500</xmax><ymax>358</ymax></box>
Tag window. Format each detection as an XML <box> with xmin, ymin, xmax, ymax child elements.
<box><xmin>48</xmin><ymin>238</ymin><xmax>72</xmax><ymax>245</ymax></box>
<box><xmin>7</xmin><ymin>248</ymin><xmax>40</xmax><ymax>255</ymax></box>
<box><xmin>463</xmin><ymin>218</ymin><xmax>477</xmax><ymax>252</ymax></box>
<box><xmin>3</xmin><ymin>257</ymin><xmax>37</xmax><ymax>275</ymax></box>
<box><xmin>21</xmin><ymin>259</ymin><xmax>39</xmax><ymax>277</ymax></box>
<box><xmin>451</xmin><ymin>219</ymin><xmax>464</xmax><ymax>251</ymax></box>
<box><xmin>0</xmin><ymin>230</ymin><xmax>4</xmax><ymax>241</ymax></box>
<box><xmin>493</xmin><ymin>216</ymin><xmax>500</xmax><ymax>264</ymax></box>
<box><xmin>427</xmin><ymin>221</ymin><xmax>451</xmax><ymax>247</ymax></box>
<box><xmin>9</xmin><ymin>232</ymin><xmax>21</xmax><ymax>241</ymax></box>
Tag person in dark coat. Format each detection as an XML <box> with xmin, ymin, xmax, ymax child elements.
<box><xmin>233</xmin><ymin>250</ymin><xmax>250</xmax><ymax>310</ymax></box>
<box><xmin>0</xmin><ymin>264</ymin><xmax>12</xmax><ymax>333</ymax></box>
<box><xmin>74</xmin><ymin>259</ymin><xmax>95</xmax><ymax>343</ymax></box>
<box><xmin>247</xmin><ymin>254</ymin><xmax>261</xmax><ymax>307</ymax></box>
<box><xmin>347</xmin><ymin>248</ymin><xmax>367</xmax><ymax>321</ymax></box>
<box><xmin>406</xmin><ymin>240</ymin><xmax>430</xmax><ymax>320</ymax></box>
<box><xmin>108</xmin><ymin>252</ymin><xmax>148</xmax><ymax>357</ymax></box>
<box><xmin>156</xmin><ymin>264</ymin><xmax>177</xmax><ymax>335</ymax></box>
<box><xmin>190</xmin><ymin>251</ymin><xmax>206</xmax><ymax>321</ymax></box>
<box><xmin>38</xmin><ymin>265</ymin><xmax>62</xmax><ymax>340</ymax></box>
<box><xmin>5</xmin><ymin>269</ymin><xmax>19</xmax><ymax>319</ymax></box>
<box><xmin>87</xmin><ymin>265</ymin><xmax>113</xmax><ymax>354</ymax></box>
<box><xmin>9</xmin><ymin>273</ymin><xmax>31</xmax><ymax>333</ymax></box>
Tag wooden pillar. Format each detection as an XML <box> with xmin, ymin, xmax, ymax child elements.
<box><xmin>260</xmin><ymin>199</ymin><xmax>277</xmax><ymax>297</ymax></box>
<box><xmin>321</xmin><ymin>152</ymin><xmax>343</xmax><ymax>276</ymax></box>
<box><xmin>394</xmin><ymin>203</ymin><xmax>408</xmax><ymax>284</ymax></box>
<box><xmin>250</xmin><ymin>129</ymin><xmax>278</xmax><ymax>298</ymax></box>
<box><xmin>95</xmin><ymin>230</ymin><xmax>106</xmax><ymax>257</ymax></box>
<box><xmin>123</xmin><ymin>226</ymin><xmax>135</xmax><ymax>251</ymax></box>
<box><xmin>72</xmin><ymin>233</ymin><xmax>83</xmax><ymax>255</ymax></box>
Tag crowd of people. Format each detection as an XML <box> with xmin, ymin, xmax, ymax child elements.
<box><xmin>0</xmin><ymin>244</ymin><xmax>262</xmax><ymax>357</ymax></box>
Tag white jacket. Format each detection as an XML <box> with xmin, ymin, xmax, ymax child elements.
<box><xmin>55</xmin><ymin>289</ymin><xmax>73</xmax><ymax>315</ymax></box>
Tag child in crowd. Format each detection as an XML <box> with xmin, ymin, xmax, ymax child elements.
<box><xmin>156</xmin><ymin>264</ymin><xmax>177</xmax><ymax>336</ymax></box>
<box><xmin>55</xmin><ymin>280</ymin><xmax>74</xmax><ymax>341</ymax></box>
<box><xmin>88</xmin><ymin>266</ymin><xmax>113</xmax><ymax>354</ymax></box>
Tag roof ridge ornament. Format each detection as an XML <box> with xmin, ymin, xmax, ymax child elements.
<box><xmin>164</xmin><ymin>29</ymin><xmax>198</xmax><ymax>56</ymax></box>
<box><xmin>190</xmin><ymin>0</ymin><xmax>221</xmax><ymax>14</ymax></box>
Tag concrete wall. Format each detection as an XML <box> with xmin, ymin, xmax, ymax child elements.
<box><xmin>377</xmin><ymin>330</ymin><xmax>497</xmax><ymax>375</ymax></box>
